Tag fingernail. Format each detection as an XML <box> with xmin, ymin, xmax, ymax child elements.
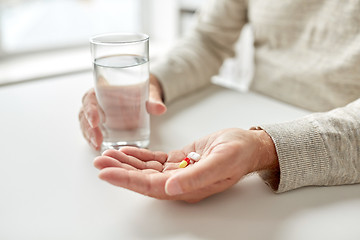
<box><xmin>165</xmin><ymin>179</ymin><xmax>183</xmax><ymax>196</ymax></box>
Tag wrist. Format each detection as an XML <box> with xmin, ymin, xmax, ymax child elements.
<box><xmin>251</xmin><ymin>128</ymin><xmax>279</xmax><ymax>172</ymax></box>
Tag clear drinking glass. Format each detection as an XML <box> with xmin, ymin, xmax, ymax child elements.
<box><xmin>90</xmin><ymin>33</ymin><xmax>150</xmax><ymax>152</ymax></box>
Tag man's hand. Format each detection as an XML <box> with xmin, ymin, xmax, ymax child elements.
<box><xmin>78</xmin><ymin>75</ymin><xmax>166</xmax><ymax>150</ymax></box>
<box><xmin>93</xmin><ymin>128</ymin><xmax>278</xmax><ymax>203</ymax></box>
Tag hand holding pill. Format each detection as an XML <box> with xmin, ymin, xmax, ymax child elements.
<box><xmin>93</xmin><ymin>128</ymin><xmax>278</xmax><ymax>203</ymax></box>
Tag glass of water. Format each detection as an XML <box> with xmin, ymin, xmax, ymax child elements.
<box><xmin>90</xmin><ymin>33</ymin><xmax>150</xmax><ymax>152</ymax></box>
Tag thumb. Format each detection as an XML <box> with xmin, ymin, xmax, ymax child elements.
<box><xmin>164</xmin><ymin>157</ymin><xmax>223</xmax><ymax>196</ymax></box>
<box><xmin>147</xmin><ymin>75</ymin><xmax>167</xmax><ymax>115</ymax></box>
<box><xmin>147</xmin><ymin>91</ymin><xmax>166</xmax><ymax>115</ymax></box>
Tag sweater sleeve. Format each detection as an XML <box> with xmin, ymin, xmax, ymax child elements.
<box><xmin>258</xmin><ymin>98</ymin><xmax>360</xmax><ymax>193</ymax></box>
<box><xmin>150</xmin><ymin>0</ymin><xmax>247</xmax><ymax>103</ymax></box>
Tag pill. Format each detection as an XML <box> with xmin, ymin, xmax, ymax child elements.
<box><xmin>179</xmin><ymin>160</ymin><xmax>188</xmax><ymax>168</ymax></box>
<box><xmin>187</xmin><ymin>152</ymin><xmax>200</xmax><ymax>161</ymax></box>
<box><xmin>179</xmin><ymin>157</ymin><xmax>191</xmax><ymax>168</ymax></box>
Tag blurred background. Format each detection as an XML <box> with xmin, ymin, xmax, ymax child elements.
<box><xmin>0</xmin><ymin>0</ymin><xmax>253</xmax><ymax>89</ymax></box>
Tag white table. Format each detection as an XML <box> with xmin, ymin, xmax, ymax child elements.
<box><xmin>1</xmin><ymin>72</ymin><xmax>359</xmax><ymax>240</ymax></box>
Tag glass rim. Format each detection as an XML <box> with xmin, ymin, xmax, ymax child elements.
<box><xmin>89</xmin><ymin>32</ymin><xmax>149</xmax><ymax>45</ymax></box>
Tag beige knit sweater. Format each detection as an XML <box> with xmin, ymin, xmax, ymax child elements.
<box><xmin>151</xmin><ymin>0</ymin><xmax>360</xmax><ymax>192</ymax></box>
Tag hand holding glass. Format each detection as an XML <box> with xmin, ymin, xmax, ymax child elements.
<box><xmin>90</xmin><ymin>33</ymin><xmax>150</xmax><ymax>152</ymax></box>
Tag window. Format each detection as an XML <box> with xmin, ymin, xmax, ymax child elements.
<box><xmin>0</xmin><ymin>0</ymin><xmax>142</xmax><ymax>56</ymax></box>
<box><xmin>0</xmin><ymin>0</ymin><xmax>144</xmax><ymax>85</ymax></box>
<box><xmin>0</xmin><ymin>0</ymin><xmax>253</xmax><ymax>89</ymax></box>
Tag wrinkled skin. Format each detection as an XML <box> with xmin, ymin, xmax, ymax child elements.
<box><xmin>94</xmin><ymin>128</ymin><xmax>277</xmax><ymax>203</ymax></box>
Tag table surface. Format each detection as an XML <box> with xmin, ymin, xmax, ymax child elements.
<box><xmin>1</xmin><ymin>72</ymin><xmax>359</xmax><ymax>240</ymax></box>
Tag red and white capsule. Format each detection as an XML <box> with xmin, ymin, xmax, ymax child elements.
<box><xmin>179</xmin><ymin>152</ymin><xmax>201</xmax><ymax>168</ymax></box>
<box><xmin>179</xmin><ymin>157</ymin><xmax>191</xmax><ymax>168</ymax></box>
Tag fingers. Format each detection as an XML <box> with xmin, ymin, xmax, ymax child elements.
<box><xmin>147</xmin><ymin>75</ymin><xmax>167</xmax><ymax>115</ymax></box>
<box><xmin>119</xmin><ymin>147</ymin><xmax>168</xmax><ymax>164</ymax></box>
<box><xmin>166</xmin><ymin>150</ymin><xmax>186</xmax><ymax>163</ymax></box>
<box><xmin>100</xmin><ymin>148</ymin><xmax>165</xmax><ymax>172</ymax></box>
<box><xmin>95</xmin><ymin>147</ymin><xmax>170</xmax><ymax>199</ymax></box>
<box><xmin>164</xmin><ymin>153</ymin><xmax>226</xmax><ymax>196</ymax></box>
<box><xmin>98</xmin><ymin>166</ymin><xmax>236</xmax><ymax>202</ymax></box>
<box><xmin>94</xmin><ymin>147</ymin><xmax>239</xmax><ymax>202</ymax></box>
<box><xmin>82</xmin><ymin>88</ymin><xmax>100</xmax><ymax>128</ymax></box>
<box><xmin>98</xmin><ymin>167</ymin><xmax>169</xmax><ymax>198</ymax></box>
<box><xmin>79</xmin><ymin>88</ymin><xmax>103</xmax><ymax>150</ymax></box>
<box><xmin>93</xmin><ymin>155</ymin><xmax>137</xmax><ymax>170</ymax></box>
<box><xmin>162</xmin><ymin>151</ymin><xmax>187</xmax><ymax>171</ymax></box>
<box><xmin>95</xmin><ymin>148</ymin><xmax>173</xmax><ymax>199</ymax></box>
